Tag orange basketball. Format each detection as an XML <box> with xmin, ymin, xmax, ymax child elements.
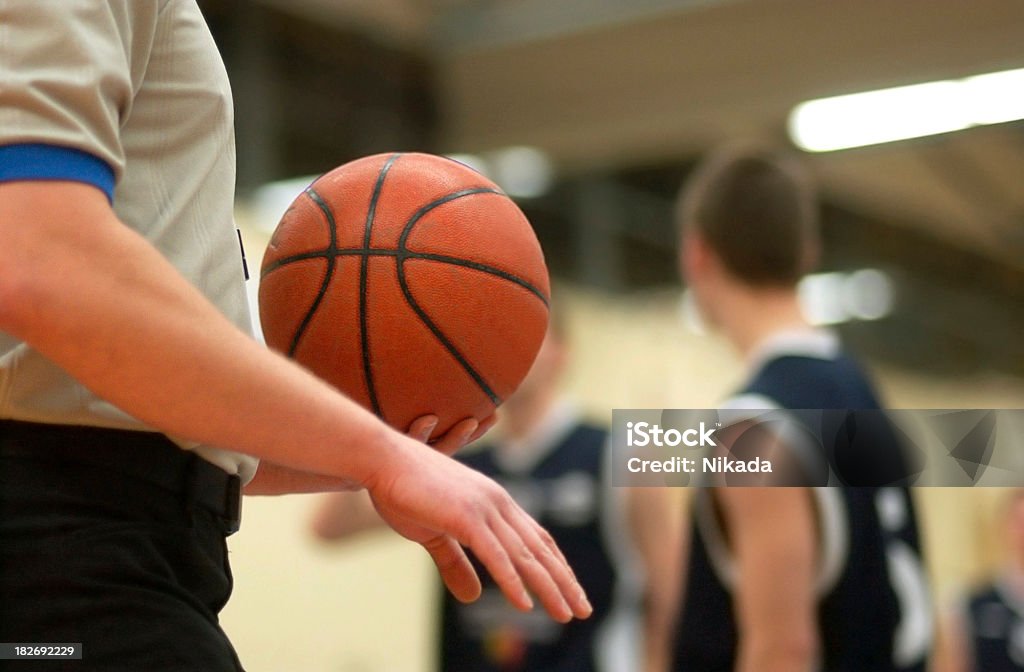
<box><xmin>258</xmin><ymin>152</ymin><xmax>550</xmax><ymax>439</ymax></box>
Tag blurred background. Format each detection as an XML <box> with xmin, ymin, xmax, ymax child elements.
<box><xmin>196</xmin><ymin>0</ymin><xmax>1024</xmax><ymax>669</ymax></box>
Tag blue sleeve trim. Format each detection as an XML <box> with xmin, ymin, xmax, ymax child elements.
<box><xmin>0</xmin><ymin>143</ymin><xmax>116</xmax><ymax>202</ymax></box>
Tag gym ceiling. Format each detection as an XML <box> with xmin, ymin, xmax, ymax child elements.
<box><xmin>199</xmin><ymin>0</ymin><xmax>1024</xmax><ymax>378</ymax></box>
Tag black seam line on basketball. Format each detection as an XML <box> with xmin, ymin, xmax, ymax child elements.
<box><xmin>359</xmin><ymin>153</ymin><xmax>401</xmax><ymax>418</ymax></box>
<box><xmin>394</xmin><ymin>186</ymin><xmax>511</xmax><ymax>406</ymax></box>
<box><xmin>396</xmin><ymin>187</ymin><xmax>502</xmax><ymax>252</ymax></box>
<box><xmin>263</xmin><ymin>249</ymin><xmax>548</xmax><ymax>307</ymax></box>
<box><xmin>395</xmin><ymin>187</ymin><xmax>545</xmax><ymax>304</ymax></box>
<box><xmin>287</xmin><ymin>187</ymin><xmax>338</xmax><ymax>358</ymax></box>
<box><xmin>402</xmin><ymin>253</ymin><xmax>549</xmax><ymax>306</ymax></box>
<box><xmin>260</xmin><ymin>248</ymin><xmax>392</xmax><ymax>276</ymax></box>
<box><xmin>261</xmin><ymin>249</ymin><xmax>331</xmax><ymax>277</ymax></box>
<box><xmin>395</xmin><ymin>266</ymin><xmax>502</xmax><ymax>406</ymax></box>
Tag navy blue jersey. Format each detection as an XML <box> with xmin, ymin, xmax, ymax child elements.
<box><xmin>965</xmin><ymin>582</ymin><xmax>1024</xmax><ymax>671</ymax></box>
<box><xmin>441</xmin><ymin>421</ymin><xmax>632</xmax><ymax>672</ymax></box>
<box><xmin>673</xmin><ymin>342</ymin><xmax>932</xmax><ymax>672</ymax></box>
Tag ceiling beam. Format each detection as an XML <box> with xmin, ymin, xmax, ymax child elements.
<box><xmin>252</xmin><ymin>0</ymin><xmax>432</xmax><ymax>47</ymax></box>
<box><xmin>431</xmin><ymin>0</ymin><xmax>738</xmax><ymax>54</ymax></box>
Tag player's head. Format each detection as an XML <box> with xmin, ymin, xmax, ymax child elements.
<box><xmin>675</xmin><ymin>144</ymin><xmax>820</xmax><ymax>326</ymax></box>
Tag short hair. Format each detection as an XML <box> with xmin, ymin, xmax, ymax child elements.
<box><xmin>677</xmin><ymin>145</ymin><xmax>820</xmax><ymax>286</ymax></box>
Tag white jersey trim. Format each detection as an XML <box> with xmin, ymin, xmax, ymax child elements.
<box><xmin>492</xmin><ymin>399</ymin><xmax>580</xmax><ymax>475</ymax></box>
<box><xmin>595</xmin><ymin>433</ymin><xmax>645</xmax><ymax>672</ymax></box>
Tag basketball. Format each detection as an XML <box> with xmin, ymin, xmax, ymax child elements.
<box><xmin>258</xmin><ymin>152</ymin><xmax>551</xmax><ymax>439</ymax></box>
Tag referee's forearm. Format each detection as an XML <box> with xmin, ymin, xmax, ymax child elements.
<box><xmin>0</xmin><ymin>180</ymin><xmax>400</xmax><ymax>486</ymax></box>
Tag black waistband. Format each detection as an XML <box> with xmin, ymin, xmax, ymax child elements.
<box><xmin>0</xmin><ymin>419</ymin><xmax>241</xmax><ymax>535</ymax></box>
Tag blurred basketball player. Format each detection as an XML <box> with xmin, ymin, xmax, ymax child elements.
<box><xmin>936</xmin><ymin>489</ymin><xmax>1024</xmax><ymax>672</ymax></box>
<box><xmin>670</xmin><ymin>145</ymin><xmax>932</xmax><ymax>672</ymax></box>
<box><xmin>313</xmin><ymin>313</ymin><xmax>684</xmax><ymax>672</ymax></box>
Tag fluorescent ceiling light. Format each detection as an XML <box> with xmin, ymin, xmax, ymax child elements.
<box><xmin>798</xmin><ymin>269</ymin><xmax>894</xmax><ymax>325</ymax></box>
<box><xmin>680</xmin><ymin>269</ymin><xmax>894</xmax><ymax>333</ymax></box>
<box><xmin>788</xmin><ymin>68</ymin><xmax>1024</xmax><ymax>152</ymax></box>
<box><xmin>250</xmin><ymin>175</ymin><xmax>317</xmax><ymax>232</ymax></box>
<box><xmin>447</xmin><ymin>146</ymin><xmax>556</xmax><ymax>198</ymax></box>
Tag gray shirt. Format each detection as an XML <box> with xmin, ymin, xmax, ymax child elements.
<box><xmin>0</xmin><ymin>0</ymin><xmax>258</xmax><ymax>482</ymax></box>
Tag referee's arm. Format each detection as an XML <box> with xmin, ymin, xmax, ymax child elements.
<box><xmin>0</xmin><ymin>180</ymin><xmax>395</xmax><ymax>481</ymax></box>
<box><xmin>0</xmin><ymin>180</ymin><xmax>592</xmax><ymax>624</ymax></box>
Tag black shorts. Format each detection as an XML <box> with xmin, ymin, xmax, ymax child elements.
<box><xmin>0</xmin><ymin>420</ymin><xmax>245</xmax><ymax>671</ymax></box>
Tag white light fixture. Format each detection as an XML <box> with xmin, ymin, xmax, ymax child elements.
<box><xmin>447</xmin><ymin>146</ymin><xmax>556</xmax><ymax>199</ymax></box>
<box><xmin>788</xmin><ymin>67</ymin><xmax>1024</xmax><ymax>152</ymax></box>
<box><xmin>445</xmin><ymin>153</ymin><xmax>489</xmax><ymax>177</ymax></box>
<box><xmin>489</xmin><ymin>146</ymin><xmax>555</xmax><ymax>199</ymax></box>
<box><xmin>798</xmin><ymin>269</ymin><xmax>894</xmax><ymax>325</ymax></box>
<box><xmin>799</xmin><ymin>272</ymin><xmax>850</xmax><ymax>325</ymax></box>
<box><xmin>249</xmin><ymin>175</ymin><xmax>317</xmax><ymax>232</ymax></box>
<box><xmin>842</xmin><ymin>269</ymin><xmax>894</xmax><ymax>321</ymax></box>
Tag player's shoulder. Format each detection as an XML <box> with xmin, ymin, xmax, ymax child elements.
<box><xmin>556</xmin><ymin>422</ymin><xmax>610</xmax><ymax>465</ymax></box>
<box><xmin>744</xmin><ymin>353</ymin><xmax>881</xmax><ymax>410</ymax></box>
<box><xmin>456</xmin><ymin>443</ymin><xmax>498</xmax><ymax>473</ymax></box>
<box><xmin>740</xmin><ymin>330</ymin><xmax>882</xmax><ymax>409</ymax></box>
<box><xmin>541</xmin><ymin>422</ymin><xmax>607</xmax><ymax>463</ymax></box>
<box><xmin>566</xmin><ymin>422</ymin><xmax>609</xmax><ymax>447</ymax></box>
<box><xmin>752</xmin><ymin>351</ymin><xmax>864</xmax><ymax>386</ymax></box>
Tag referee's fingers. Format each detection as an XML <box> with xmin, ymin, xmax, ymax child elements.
<box><xmin>406</xmin><ymin>415</ymin><xmax>439</xmax><ymax>443</ymax></box>
<box><xmin>490</xmin><ymin>511</ymin><xmax>574</xmax><ymax>622</ymax></box>
<box><xmin>467</xmin><ymin>413</ymin><xmax>498</xmax><ymax>444</ymax></box>
<box><xmin>463</xmin><ymin>518</ymin><xmax>534</xmax><ymax>613</ymax></box>
<box><xmin>500</xmin><ymin>505</ymin><xmax>592</xmax><ymax>622</ymax></box>
<box><xmin>429</xmin><ymin>418</ymin><xmax>479</xmax><ymax>457</ymax></box>
<box><xmin>423</xmin><ymin>534</ymin><xmax>481</xmax><ymax>604</ymax></box>
<box><xmin>458</xmin><ymin>488</ymin><xmax>592</xmax><ymax>622</ymax></box>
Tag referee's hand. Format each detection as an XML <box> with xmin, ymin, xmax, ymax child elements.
<box><xmin>364</xmin><ymin>421</ymin><xmax>592</xmax><ymax>623</ymax></box>
<box><xmin>411</xmin><ymin>413</ymin><xmax>498</xmax><ymax>456</ymax></box>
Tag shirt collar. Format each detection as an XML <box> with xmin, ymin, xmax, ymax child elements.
<box><xmin>746</xmin><ymin>327</ymin><xmax>841</xmax><ymax>376</ymax></box>
<box><xmin>493</xmin><ymin>399</ymin><xmax>580</xmax><ymax>474</ymax></box>
<box><xmin>997</xmin><ymin>570</ymin><xmax>1024</xmax><ymax>616</ymax></box>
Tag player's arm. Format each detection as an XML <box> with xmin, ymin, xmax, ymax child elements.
<box><xmin>310</xmin><ymin>490</ymin><xmax>387</xmax><ymax>539</ymax></box>
<box><xmin>245</xmin><ymin>463</ymin><xmax>359</xmax><ymax>496</ymax></box>
<box><xmin>715</xmin><ymin>487</ymin><xmax>818</xmax><ymax>672</ymax></box>
<box><xmin>0</xmin><ymin>180</ymin><xmax>590</xmax><ymax>623</ymax></box>
<box><xmin>933</xmin><ymin>604</ymin><xmax>972</xmax><ymax>672</ymax></box>
<box><xmin>625</xmin><ymin>487</ymin><xmax>687</xmax><ymax>672</ymax></box>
